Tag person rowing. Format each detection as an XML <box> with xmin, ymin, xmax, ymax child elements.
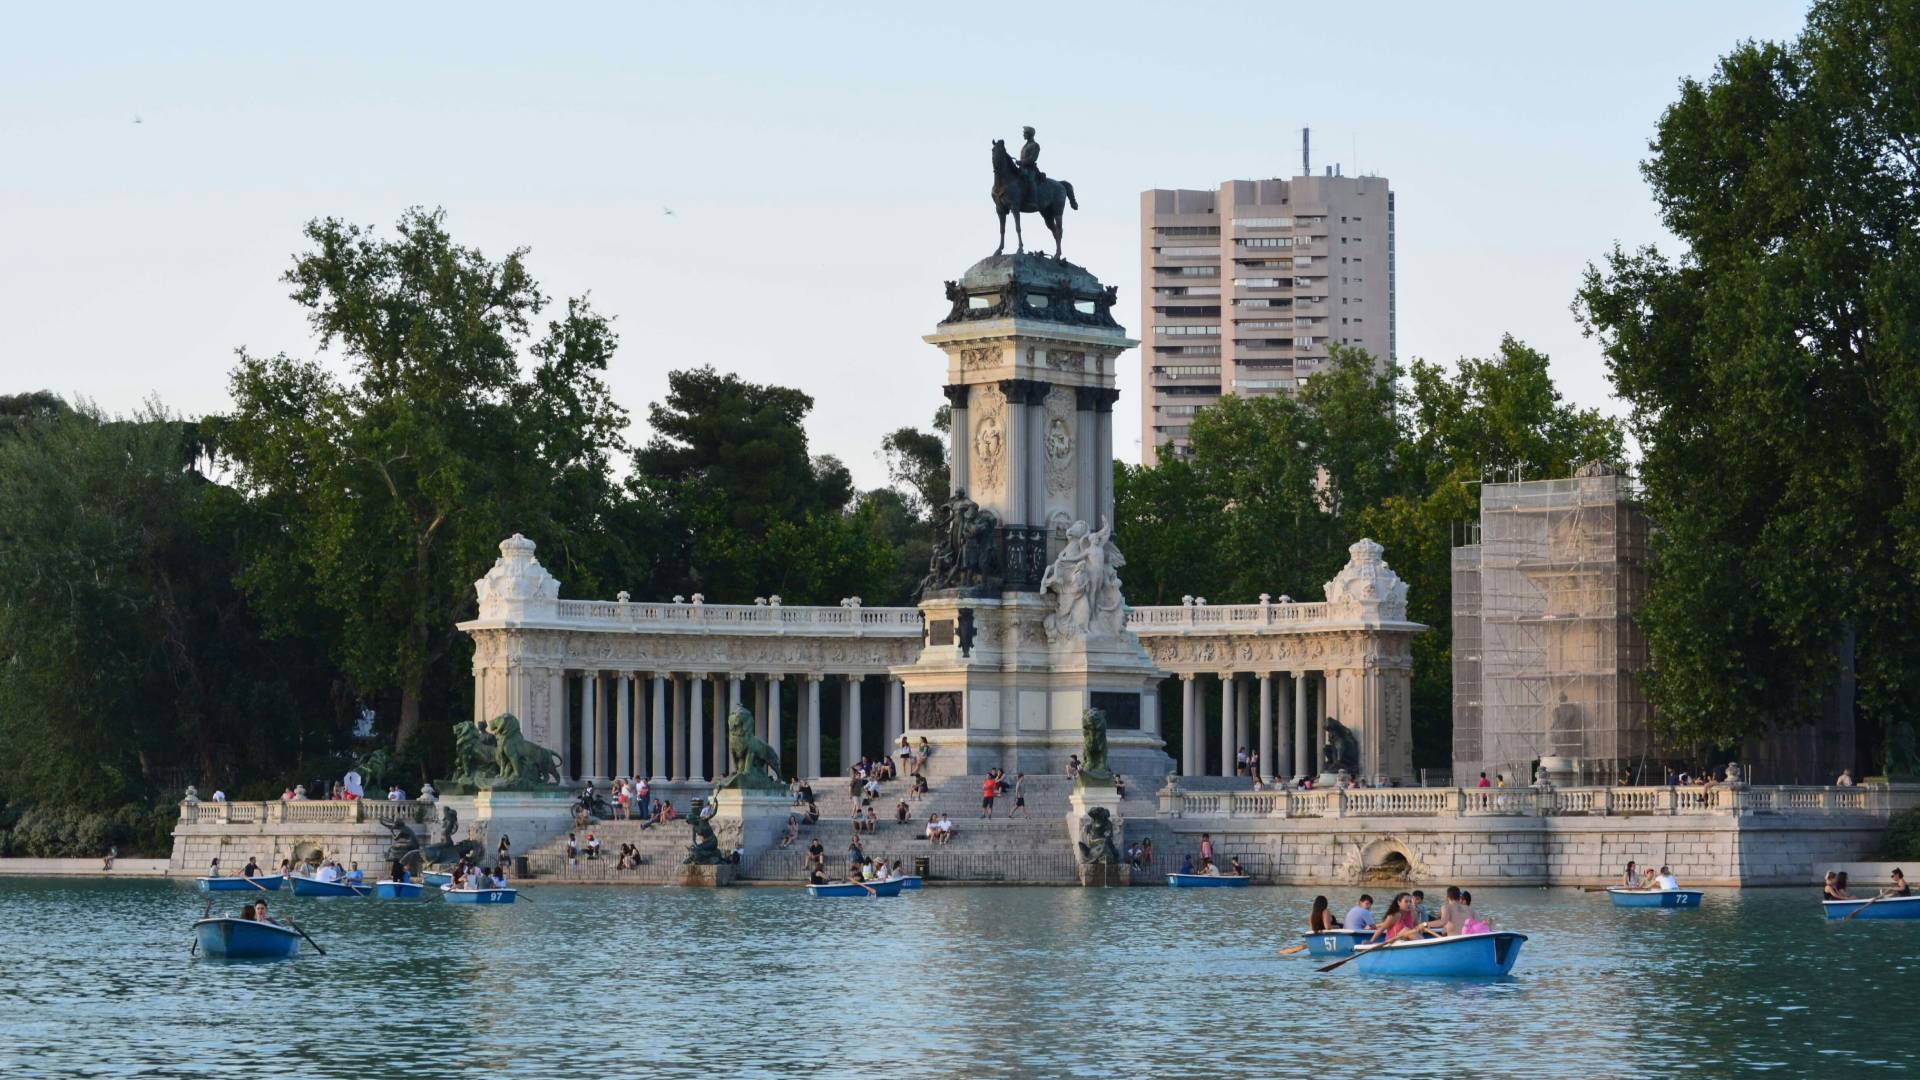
<box><xmin>1425</xmin><ymin>885</ymin><xmax>1466</xmax><ymax>937</ymax></box>
<box><xmin>1366</xmin><ymin>893</ymin><xmax>1430</xmax><ymax>945</ymax></box>
<box><xmin>1655</xmin><ymin>865</ymin><xmax>1679</xmax><ymax>891</ymax></box>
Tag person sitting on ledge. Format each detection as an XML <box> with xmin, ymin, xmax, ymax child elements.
<box><xmin>895</xmin><ymin>799</ymin><xmax>911</xmax><ymax>825</ymax></box>
<box><xmin>864</xmin><ymin>806</ymin><xmax>879</xmax><ymax>833</ymax></box>
<box><xmin>779</xmin><ymin>815</ymin><xmax>800</xmax><ymax>848</ymax></box>
<box><xmin>805</xmin><ymin>837</ymin><xmax>825</xmax><ymax>874</ymax></box>
<box><xmin>803</xmin><ymin>799</ymin><xmax>820</xmax><ymax>826</ymax></box>
<box><xmin>938</xmin><ymin>813</ymin><xmax>955</xmax><ymax>844</ymax></box>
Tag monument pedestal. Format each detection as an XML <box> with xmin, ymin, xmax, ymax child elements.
<box><xmin>676</xmin><ymin>863</ymin><xmax>737</xmax><ymax>888</ymax></box>
<box><xmin>709</xmin><ymin>788</ymin><xmax>792</xmax><ymax>864</ymax></box>
<box><xmin>1067</xmin><ymin>782</ymin><xmax>1128</xmax><ymax>887</ymax></box>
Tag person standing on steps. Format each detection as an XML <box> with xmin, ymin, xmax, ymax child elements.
<box><xmin>981</xmin><ymin>773</ymin><xmax>997</xmax><ymax>818</ymax></box>
<box><xmin>1009</xmin><ymin>773</ymin><xmax>1027</xmax><ymax>817</ymax></box>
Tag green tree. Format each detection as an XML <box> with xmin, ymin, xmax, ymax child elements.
<box><xmin>220</xmin><ymin>208</ymin><xmax>629</xmax><ymax>756</ymax></box>
<box><xmin>1577</xmin><ymin>0</ymin><xmax>1920</xmax><ymax>758</ymax></box>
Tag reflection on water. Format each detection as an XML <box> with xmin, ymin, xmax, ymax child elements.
<box><xmin>0</xmin><ymin>878</ymin><xmax>1915</xmax><ymax>1077</ymax></box>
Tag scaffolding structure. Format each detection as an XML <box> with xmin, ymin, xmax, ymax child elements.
<box><xmin>1452</xmin><ymin>467</ymin><xmax>1653</xmax><ymax>785</ymax></box>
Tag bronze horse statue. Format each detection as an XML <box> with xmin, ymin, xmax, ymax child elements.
<box><xmin>992</xmin><ymin>139</ymin><xmax>1077</xmax><ymax>259</ymax></box>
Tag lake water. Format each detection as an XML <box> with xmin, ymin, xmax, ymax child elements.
<box><xmin>0</xmin><ymin>878</ymin><xmax>1913</xmax><ymax>1077</ymax></box>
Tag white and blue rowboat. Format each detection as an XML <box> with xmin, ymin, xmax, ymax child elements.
<box><xmin>374</xmin><ymin>879</ymin><xmax>425</xmax><ymax>899</ymax></box>
<box><xmin>197</xmin><ymin>874</ymin><xmax>284</xmax><ymax>893</ymax></box>
<box><xmin>193</xmin><ymin>917</ymin><xmax>302</xmax><ymax>959</ymax></box>
<box><xmin>1608</xmin><ymin>887</ymin><xmax>1702</xmax><ymax>908</ymax></box>
<box><xmin>807</xmin><ymin>878</ymin><xmax>909</xmax><ymax>898</ymax></box>
<box><xmin>1348</xmin><ymin>932</ymin><xmax>1528</xmax><ymax>977</ymax></box>
<box><xmin>289</xmin><ymin>876</ymin><xmax>369</xmax><ymax>898</ymax></box>
<box><xmin>422</xmin><ymin>871</ymin><xmax>454</xmax><ymax>888</ymax></box>
<box><xmin>443</xmin><ymin>887</ymin><xmax>517</xmax><ymax>904</ymax></box>
<box><xmin>1302</xmin><ymin>929</ymin><xmax>1377</xmax><ymax>958</ymax></box>
<box><xmin>1823</xmin><ymin>895</ymin><xmax>1920</xmax><ymax>921</ymax></box>
<box><xmin>1167</xmin><ymin>873</ymin><xmax>1251</xmax><ymax>888</ymax></box>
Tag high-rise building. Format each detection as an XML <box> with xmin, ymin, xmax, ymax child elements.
<box><xmin>1138</xmin><ymin>171</ymin><xmax>1394</xmax><ymax>464</ymax></box>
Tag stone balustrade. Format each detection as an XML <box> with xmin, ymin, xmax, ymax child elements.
<box><xmin>551</xmin><ymin>599</ymin><xmax>924</xmax><ymax>634</ymax></box>
<box><xmin>1158</xmin><ymin>784</ymin><xmax>1919</xmax><ymax>820</ymax></box>
<box><xmin>178</xmin><ymin>799</ymin><xmax>434</xmax><ymax>825</ymax></box>
<box><xmin>1125</xmin><ymin>600</ymin><xmax>1333</xmax><ymax>630</ymax></box>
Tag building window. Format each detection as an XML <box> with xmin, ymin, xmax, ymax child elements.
<box><xmin>1154</xmin><ymin>325</ymin><xmax>1220</xmax><ymax>336</ymax></box>
<box><xmin>1238</xmin><ymin>320</ymin><xmax>1291</xmax><ymax>330</ymax></box>
<box><xmin>1236</xmin><ymin>237</ymin><xmax>1295</xmax><ymax>249</ymax></box>
<box><xmin>1166</xmin><ymin>265</ymin><xmax>1219</xmax><ymax>276</ymax></box>
<box><xmin>1155</xmin><ymin>344</ymin><xmax>1221</xmax><ymax>356</ymax></box>
<box><xmin>1293</xmin><ymin>256</ymin><xmax>1314</xmax><ymax>268</ymax></box>
<box><xmin>1157</xmin><ymin>226</ymin><xmax>1221</xmax><ymax>237</ymax></box>
<box><xmin>1159</xmin><ymin>246</ymin><xmax>1217</xmax><ymax>258</ymax></box>
<box><xmin>1235</xmin><ymin>216</ymin><xmax>1295</xmax><ymax>228</ymax></box>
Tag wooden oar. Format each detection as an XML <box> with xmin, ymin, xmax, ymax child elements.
<box><xmin>1277</xmin><ymin>943</ymin><xmax>1308</xmax><ymax>956</ymax></box>
<box><xmin>1842</xmin><ymin>894</ymin><xmax>1891</xmax><ymax>921</ymax></box>
<box><xmin>241</xmin><ymin>875</ymin><xmax>270</xmax><ymax>892</ymax></box>
<box><xmin>283</xmin><ymin>917</ymin><xmax>326</xmax><ymax>955</ymax></box>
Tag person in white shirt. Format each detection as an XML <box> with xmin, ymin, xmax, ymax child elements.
<box><xmin>342</xmin><ymin>769</ymin><xmax>364</xmax><ymax>800</ymax></box>
<box><xmin>1655</xmin><ymin>865</ymin><xmax>1680</xmax><ymax>890</ymax></box>
<box><xmin>211</xmin><ymin>790</ymin><xmax>227</xmax><ymax>802</ymax></box>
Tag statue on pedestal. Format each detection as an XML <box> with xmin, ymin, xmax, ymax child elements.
<box><xmin>1319</xmin><ymin>718</ymin><xmax>1359</xmax><ymax>778</ymax></box>
<box><xmin>719</xmin><ymin>706</ymin><xmax>784</xmax><ymax>792</ymax></box>
<box><xmin>990</xmin><ymin>127</ymin><xmax>1078</xmax><ymax>259</ymax></box>
<box><xmin>683</xmin><ymin>815</ymin><xmax>724</xmax><ymax>866</ymax></box>
<box><xmin>1075</xmin><ymin>707</ymin><xmax>1114</xmax><ymax>788</ymax></box>
<box><xmin>915</xmin><ymin>491</ymin><xmax>1002</xmax><ymax>598</ymax></box>
<box><xmin>441</xmin><ymin>712</ymin><xmax>564</xmax><ymax>794</ymax></box>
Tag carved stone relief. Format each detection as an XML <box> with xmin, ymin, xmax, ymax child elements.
<box><xmin>1043</xmin><ymin>386</ymin><xmax>1075</xmax><ymax>495</ymax></box>
<box><xmin>960</xmin><ymin>346</ymin><xmax>1000</xmax><ymax>371</ymax></box>
<box><xmin>973</xmin><ymin>385</ymin><xmax>1007</xmax><ymax>493</ymax></box>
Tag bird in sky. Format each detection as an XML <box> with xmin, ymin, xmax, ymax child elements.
<box><xmin>662</xmin><ymin>206</ymin><xmax>676</xmax><ymax>217</ymax></box>
<box><xmin>132</xmin><ymin>115</ymin><xmax>143</xmax><ymax>124</ymax></box>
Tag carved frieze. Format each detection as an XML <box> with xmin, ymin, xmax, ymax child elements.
<box><xmin>960</xmin><ymin>346</ymin><xmax>1000</xmax><ymax>371</ymax></box>
<box><xmin>1044</xmin><ymin>386</ymin><xmax>1075</xmax><ymax>495</ymax></box>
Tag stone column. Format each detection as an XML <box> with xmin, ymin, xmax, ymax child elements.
<box><xmin>768</xmin><ymin>675</ymin><xmax>784</xmax><ymax>776</ymax></box>
<box><xmin>944</xmin><ymin>384</ymin><xmax>970</xmax><ymax>495</ymax></box>
<box><xmin>1318</xmin><ymin>671</ymin><xmax>1334</xmax><ymax>772</ymax></box>
<box><xmin>1181</xmin><ymin>674</ymin><xmax>1199</xmax><ymax>777</ymax></box>
<box><xmin>688</xmin><ymin>675</ymin><xmax>706</xmax><ymax>783</ymax></box>
<box><xmin>616</xmin><ymin>674</ymin><xmax>632</xmax><ymax>780</ymax></box>
<box><xmin>1217</xmin><ymin>674</ymin><xmax>1231</xmax><ymax>773</ymax></box>
<box><xmin>754</xmin><ymin>677</ymin><xmax>770</xmax><ymax>742</ymax></box>
<box><xmin>1024</xmin><ymin>382</ymin><xmax>1046</xmax><ymax>528</ymax></box>
<box><xmin>548</xmin><ymin>669</ymin><xmax>568</xmax><ymax>773</ymax></box>
<box><xmin>1234</xmin><ymin>678</ymin><xmax>1251</xmax><ymax>759</ymax></box>
<box><xmin>581</xmin><ymin>673</ymin><xmax>599</xmax><ymax>783</ymax></box>
<box><xmin>1075</xmin><ymin>388</ymin><xmax>1098</xmax><ymax>524</ymax></box>
<box><xmin>843</xmin><ymin>674</ymin><xmax>865</xmax><ymax>771</ymax></box>
<box><xmin>806</xmin><ymin>675</ymin><xmax>824</xmax><ymax>778</ymax></box>
<box><xmin>712</xmin><ymin>675</ymin><xmax>728</xmax><ymax>777</ymax></box>
<box><xmin>1258</xmin><ymin>673</ymin><xmax>1275</xmax><ymax>783</ymax></box>
<box><xmin>1094</xmin><ymin>389</ymin><xmax>1117</xmax><ymax>528</ymax></box>
<box><xmin>884</xmin><ymin>676</ymin><xmax>903</xmax><ymax>756</ymax></box>
<box><xmin>650</xmin><ymin>674</ymin><xmax>668</xmax><ymax>782</ymax></box>
<box><xmin>1000</xmin><ymin>378</ymin><xmax>1028</xmax><ymax>525</ymax></box>
<box><xmin>672</xmin><ymin>675</ymin><xmax>688</xmax><ymax>781</ymax></box>
<box><xmin>1277</xmin><ymin>673</ymin><xmax>1294</xmax><ymax>781</ymax></box>
<box><xmin>1294</xmin><ymin>672</ymin><xmax>1310</xmax><ymax>781</ymax></box>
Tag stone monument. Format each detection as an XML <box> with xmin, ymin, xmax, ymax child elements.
<box><xmin>896</xmin><ymin>158</ymin><xmax>1170</xmax><ymax>780</ymax></box>
<box><xmin>1066</xmin><ymin>707</ymin><xmax>1129</xmax><ymax>886</ymax></box>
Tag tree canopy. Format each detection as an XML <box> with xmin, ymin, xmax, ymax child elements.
<box><xmin>1577</xmin><ymin>0</ymin><xmax>1920</xmax><ymax>759</ymax></box>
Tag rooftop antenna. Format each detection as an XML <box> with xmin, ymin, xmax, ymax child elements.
<box><xmin>1301</xmin><ymin>127</ymin><xmax>1310</xmax><ymax>177</ymax></box>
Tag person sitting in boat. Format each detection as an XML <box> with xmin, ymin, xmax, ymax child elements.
<box><xmin>1427</xmin><ymin>885</ymin><xmax>1467</xmax><ymax>937</ymax></box>
<box><xmin>1198</xmin><ymin>858</ymin><xmax>1220</xmax><ymax>877</ymax></box>
<box><xmin>1458</xmin><ymin>890</ymin><xmax>1491</xmax><ymax>934</ymax></box>
<box><xmin>390</xmin><ymin>860</ymin><xmax>410</xmax><ymax>885</ymax></box>
<box><xmin>1228</xmin><ymin>856</ymin><xmax>1245</xmax><ymax>877</ymax></box>
<box><xmin>1655</xmin><ymin>865</ymin><xmax>1679</xmax><ymax>891</ymax></box>
<box><xmin>1368</xmin><ymin>893</ymin><xmax>1426</xmax><ymax>944</ymax></box>
<box><xmin>1828</xmin><ymin>871</ymin><xmax>1855</xmax><ymax>900</ymax></box>
<box><xmin>1308</xmin><ymin>895</ymin><xmax>1338</xmax><ymax>933</ymax></box>
<box><xmin>1621</xmin><ymin>860</ymin><xmax>1640</xmax><ymax>888</ymax></box>
<box><xmin>277</xmin><ymin>858</ymin><xmax>292</xmax><ymax>878</ymax></box>
<box><xmin>451</xmin><ymin>865</ymin><xmax>467</xmax><ymax>890</ymax></box>
<box><xmin>207</xmin><ymin>857</ymin><xmax>221</xmax><ymax>878</ymax></box>
<box><xmin>252</xmin><ymin>899</ymin><xmax>279</xmax><ymax>925</ymax></box>
<box><xmin>242</xmin><ymin>857</ymin><xmax>260</xmax><ymax>878</ymax></box>
<box><xmin>488</xmin><ymin>868</ymin><xmax>508</xmax><ymax>889</ymax></box>
<box><xmin>1343</xmin><ymin>895</ymin><xmax>1376</xmax><ymax>930</ymax></box>
<box><xmin>345</xmin><ymin>862</ymin><xmax>364</xmax><ymax>885</ymax></box>
<box><xmin>808</xmin><ymin>866</ymin><xmax>829</xmax><ymax>885</ymax></box>
<box><xmin>1638</xmin><ymin>867</ymin><xmax>1660</xmax><ymax>890</ymax></box>
<box><xmin>1873</xmin><ymin>867</ymin><xmax>1904</xmax><ymax>896</ymax></box>
<box><xmin>1178</xmin><ymin>854</ymin><xmax>1194</xmax><ymax>875</ymax></box>
<box><xmin>239</xmin><ymin>901</ymin><xmax>258</xmax><ymax>921</ymax></box>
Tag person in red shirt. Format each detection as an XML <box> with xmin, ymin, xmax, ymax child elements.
<box><xmin>981</xmin><ymin>774</ymin><xmax>997</xmax><ymax>818</ymax></box>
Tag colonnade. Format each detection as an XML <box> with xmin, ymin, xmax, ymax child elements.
<box><xmin>552</xmin><ymin>672</ymin><xmax>907</xmax><ymax>784</ymax></box>
<box><xmin>1172</xmin><ymin>670</ymin><xmax>1340</xmax><ymax>782</ymax></box>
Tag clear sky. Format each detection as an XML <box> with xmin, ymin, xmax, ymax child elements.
<box><xmin>0</xmin><ymin>1</ymin><xmax>1813</xmax><ymax>487</ymax></box>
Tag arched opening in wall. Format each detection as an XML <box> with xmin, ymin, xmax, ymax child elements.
<box><xmin>1358</xmin><ymin>838</ymin><xmax>1413</xmax><ymax>885</ymax></box>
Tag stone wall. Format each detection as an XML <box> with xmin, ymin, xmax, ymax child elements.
<box><xmin>1153</xmin><ymin>814</ymin><xmax>1887</xmax><ymax>887</ymax></box>
<box><xmin>170</xmin><ymin>820</ymin><xmax>400</xmax><ymax>875</ymax></box>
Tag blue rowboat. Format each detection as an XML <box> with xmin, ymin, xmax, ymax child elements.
<box><xmin>1823</xmin><ymin>895</ymin><xmax>1920</xmax><ymax>921</ymax></box>
<box><xmin>807</xmin><ymin>879</ymin><xmax>908</xmax><ymax>898</ymax></box>
<box><xmin>1349</xmin><ymin>931</ymin><xmax>1527</xmax><ymax>978</ymax></box>
<box><xmin>443</xmin><ymin>887</ymin><xmax>517</xmax><ymax>904</ymax></box>
<box><xmin>197</xmin><ymin>874</ymin><xmax>284</xmax><ymax>893</ymax></box>
<box><xmin>895</xmin><ymin>876</ymin><xmax>923</xmax><ymax>891</ymax></box>
<box><xmin>422</xmin><ymin>871</ymin><xmax>453</xmax><ymax>887</ymax></box>
<box><xmin>193</xmin><ymin>917</ymin><xmax>301</xmax><ymax>959</ymax></box>
<box><xmin>290</xmin><ymin>876</ymin><xmax>368</xmax><ymax>898</ymax></box>
<box><xmin>374</xmin><ymin>879</ymin><xmax>425</xmax><ymax>899</ymax></box>
<box><xmin>1167</xmin><ymin>873</ymin><xmax>1251</xmax><ymax>888</ymax></box>
<box><xmin>1302</xmin><ymin>929</ymin><xmax>1376</xmax><ymax>958</ymax></box>
<box><xmin>1608</xmin><ymin>887</ymin><xmax>1702</xmax><ymax>909</ymax></box>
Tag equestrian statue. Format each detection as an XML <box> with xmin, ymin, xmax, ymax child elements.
<box><xmin>992</xmin><ymin>126</ymin><xmax>1078</xmax><ymax>259</ymax></box>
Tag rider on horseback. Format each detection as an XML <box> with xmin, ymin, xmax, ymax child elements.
<box><xmin>1017</xmin><ymin>126</ymin><xmax>1045</xmax><ymax>210</ymax></box>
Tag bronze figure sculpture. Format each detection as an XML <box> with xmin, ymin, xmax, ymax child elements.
<box><xmin>992</xmin><ymin>129</ymin><xmax>1077</xmax><ymax>259</ymax></box>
